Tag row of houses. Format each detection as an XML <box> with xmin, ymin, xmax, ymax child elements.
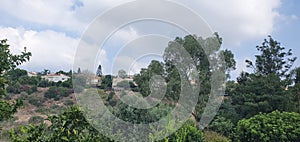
<box><xmin>28</xmin><ymin>72</ymin><xmax>71</xmax><ymax>83</ymax></box>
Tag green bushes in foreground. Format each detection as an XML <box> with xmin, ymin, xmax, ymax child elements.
<box><xmin>235</xmin><ymin>110</ymin><xmax>300</xmax><ymax>142</ymax></box>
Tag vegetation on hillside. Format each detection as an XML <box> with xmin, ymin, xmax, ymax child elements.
<box><xmin>1</xmin><ymin>34</ymin><xmax>300</xmax><ymax>141</ymax></box>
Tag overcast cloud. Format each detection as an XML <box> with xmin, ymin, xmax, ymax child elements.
<box><xmin>0</xmin><ymin>0</ymin><xmax>298</xmax><ymax>78</ymax></box>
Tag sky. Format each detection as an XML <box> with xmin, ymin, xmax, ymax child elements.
<box><xmin>0</xmin><ymin>0</ymin><xmax>299</xmax><ymax>80</ymax></box>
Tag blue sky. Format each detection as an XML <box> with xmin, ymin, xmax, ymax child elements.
<box><xmin>0</xmin><ymin>0</ymin><xmax>299</xmax><ymax>80</ymax></box>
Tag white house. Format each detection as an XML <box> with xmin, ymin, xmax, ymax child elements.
<box><xmin>42</xmin><ymin>74</ymin><xmax>70</xmax><ymax>82</ymax></box>
<box><xmin>27</xmin><ymin>72</ymin><xmax>38</xmax><ymax>77</ymax></box>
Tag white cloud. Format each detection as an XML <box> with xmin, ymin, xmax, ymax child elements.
<box><xmin>0</xmin><ymin>0</ymin><xmax>284</xmax><ymax>46</ymax></box>
<box><xmin>113</xmin><ymin>27</ymin><xmax>139</xmax><ymax>43</ymax></box>
<box><xmin>1</xmin><ymin>0</ymin><xmax>81</xmax><ymax>32</ymax></box>
<box><xmin>0</xmin><ymin>0</ymin><xmax>134</xmax><ymax>33</ymax></box>
<box><xmin>1</xmin><ymin>0</ymin><xmax>293</xmax><ymax>75</ymax></box>
<box><xmin>177</xmin><ymin>0</ymin><xmax>281</xmax><ymax>46</ymax></box>
<box><xmin>291</xmin><ymin>15</ymin><xmax>299</xmax><ymax>20</ymax></box>
<box><xmin>0</xmin><ymin>27</ymin><xmax>78</xmax><ymax>72</ymax></box>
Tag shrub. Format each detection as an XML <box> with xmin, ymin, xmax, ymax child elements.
<box><xmin>44</xmin><ymin>86</ymin><xmax>72</xmax><ymax>100</ymax></box>
<box><xmin>120</xmin><ymin>91</ymin><xmax>127</xmax><ymax>98</ymax></box>
<box><xmin>18</xmin><ymin>76</ymin><xmax>39</xmax><ymax>85</ymax></box>
<box><xmin>38</xmin><ymin>79</ymin><xmax>50</xmax><ymax>88</ymax></box>
<box><xmin>28</xmin><ymin>96</ymin><xmax>45</xmax><ymax>107</ymax></box>
<box><xmin>64</xmin><ymin>100</ymin><xmax>74</xmax><ymax>106</ymax></box>
<box><xmin>28</xmin><ymin>116</ymin><xmax>44</xmax><ymax>124</ymax></box>
<box><xmin>116</xmin><ymin>80</ymin><xmax>130</xmax><ymax>89</ymax></box>
<box><xmin>208</xmin><ymin>116</ymin><xmax>234</xmax><ymax>137</ymax></box>
<box><xmin>6</xmin><ymin>82</ymin><xmax>22</xmax><ymax>94</ymax></box>
<box><xmin>204</xmin><ymin>131</ymin><xmax>230</xmax><ymax>142</ymax></box>
<box><xmin>21</xmin><ymin>85</ymin><xmax>30</xmax><ymax>93</ymax></box>
<box><xmin>9</xmin><ymin>106</ymin><xmax>112</xmax><ymax>142</ymax></box>
<box><xmin>235</xmin><ymin>110</ymin><xmax>300</xmax><ymax>142</ymax></box>
<box><xmin>157</xmin><ymin>119</ymin><xmax>204</xmax><ymax>142</ymax></box>
<box><xmin>27</xmin><ymin>85</ymin><xmax>38</xmax><ymax>95</ymax></box>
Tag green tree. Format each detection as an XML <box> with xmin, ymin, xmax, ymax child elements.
<box><xmin>156</xmin><ymin>119</ymin><xmax>204</xmax><ymax>142</ymax></box>
<box><xmin>164</xmin><ymin>34</ymin><xmax>232</xmax><ymax>121</ymax></box>
<box><xmin>291</xmin><ymin>67</ymin><xmax>300</xmax><ymax>84</ymax></box>
<box><xmin>290</xmin><ymin>83</ymin><xmax>300</xmax><ymax>113</ymax></box>
<box><xmin>245</xmin><ymin>35</ymin><xmax>297</xmax><ymax>78</ymax></box>
<box><xmin>234</xmin><ymin>110</ymin><xmax>300</xmax><ymax>142</ymax></box>
<box><xmin>222</xmin><ymin>49</ymin><xmax>236</xmax><ymax>79</ymax></box>
<box><xmin>134</xmin><ymin>34</ymin><xmax>235</xmax><ymax>121</ymax></box>
<box><xmin>116</xmin><ymin>80</ymin><xmax>131</xmax><ymax>89</ymax></box>
<box><xmin>134</xmin><ymin>60</ymin><xmax>165</xmax><ymax>97</ymax></box>
<box><xmin>38</xmin><ymin>79</ymin><xmax>50</xmax><ymax>87</ymax></box>
<box><xmin>0</xmin><ymin>39</ymin><xmax>31</xmax><ymax>121</ymax></box>
<box><xmin>10</xmin><ymin>106</ymin><xmax>112</xmax><ymax>142</ymax></box>
<box><xmin>231</xmin><ymin>73</ymin><xmax>289</xmax><ymax>118</ymax></box>
<box><xmin>44</xmin><ymin>86</ymin><xmax>72</xmax><ymax>101</ymax></box>
<box><xmin>6</xmin><ymin>68</ymin><xmax>27</xmax><ymax>81</ymax></box>
<box><xmin>289</xmin><ymin>67</ymin><xmax>300</xmax><ymax>113</ymax></box>
<box><xmin>100</xmin><ymin>75</ymin><xmax>113</xmax><ymax>90</ymax></box>
<box><xmin>18</xmin><ymin>76</ymin><xmax>40</xmax><ymax>85</ymax></box>
<box><xmin>208</xmin><ymin>116</ymin><xmax>234</xmax><ymax>137</ymax></box>
<box><xmin>6</xmin><ymin>82</ymin><xmax>22</xmax><ymax>94</ymax></box>
<box><xmin>40</xmin><ymin>69</ymin><xmax>51</xmax><ymax>75</ymax></box>
<box><xmin>227</xmin><ymin>36</ymin><xmax>297</xmax><ymax>120</ymax></box>
<box><xmin>118</xmin><ymin>69</ymin><xmax>127</xmax><ymax>79</ymax></box>
<box><xmin>56</xmin><ymin>70</ymin><xmax>72</xmax><ymax>76</ymax></box>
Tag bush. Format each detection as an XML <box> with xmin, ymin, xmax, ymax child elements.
<box><xmin>106</xmin><ymin>91</ymin><xmax>115</xmax><ymax>101</ymax></box>
<box><xmin>6</xmin><ymin>82</ymin><xmax>22</xmax><ymax>94</ymax></box>
<box><xmin>64</xmin><ymin>100</ymin><xmax>74</xmax><ymax>106</ymax></box>
<box><xmin>6</xmin><ymin>69</ymin><xmax>27</xmax><ymax>81</ymax></box>
<box><xmin>116</xmin><ymin>80</ymin><xmax>130</xmax><ymax>89</ymax></box>
<box><xmin>44</xmin><ymin>86</ymin><xmax>72</xmax><ymax>100</ymax></box>
<box><xmin>9</xmin><ymin>106</ymin><xmax>112</xmax><ymax>142</ymax></box>
<box><xmin>208</xmin><ymin>116</ymin><xmax>234</xmax><ymax>137</ymax></box>
<box><xmin>61</xmin><ymin>79</ymin><xmax>72</xmax><ymax>88</ymax></box>
<box><xmin>157</xmin><ymin>119</ymin><xmax>204</xmax><ymax>142</ymax></box>
<box><xmin>18</xmin><ymin>76</ymin><xmax>39</xmax><ymax>85</ymax></box>
<box><xmin>235</xmin><ymin>110</ymin><xmax>300</xmax><ymax>142</ymax></box>
<box><xmin>27</xmin><ymin>85</ymin><xmax>37</xmax><ymax>94</ymax></box>
<box><xmin>38</xmin><ymin>79</ymin><xmax>50</xmax><ymax>88</ymax></box>
<box><xmin>28</xmin><ymin>116</ymin><xmax>44</xmax><ymax>124</ymax></box>
<box><xmin>204</xmin><ymin>131</ymin><xmax>230</xmax><ymax>142</ymax></box>
<box><xmin>28</xmin><ymin>96</ymin><xmax>45</xmax><ymax>107</ymax></box>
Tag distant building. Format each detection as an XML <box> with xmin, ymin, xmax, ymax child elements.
<box><xmin>87</xmin><ymin>76</ymin><xmax>101</xmax><ymax>87</ymax></box>
<box><xmin>42</xmin><ymin>74</ymin><xmax>70</xmax><ymax>82</ymax></box>
<box><xmin>112</xmin><ymin>77</ymin><xmax>134</xmax><ymax>87</ymax></box>
<box><xmin>189</xmin><ymin>80</ymin><xmax>196</xmax><ymax>85</ymax></box>
<box><xmin>27</xmin><ymin>72</ymin><xmax>38</xmax><ymax>77</ymax></box>
<box><xmin>112</xmin><ymin>76</ymin><xmax>136</xmax><ymax>91</ymax></box>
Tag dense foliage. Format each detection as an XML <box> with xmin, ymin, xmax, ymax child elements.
<box><xmin>44</xmin><ymin>86</ymin><xmax>73</xmax><ymax>101</ymax></box>
<box><xmin>235</xmin><ymin>111</ymin><xmax>300</xmax><ymax>142</ymax></box>
<box><xmin>3</xmin><ymin>35</ymin><xmax>300</xmax><ymax>142</ymax></box>
<box><xmin>10</xmin><ymin>106</ymin><xmax>112</xmax><ymax>142</ymax></box>
<box><xmin>100</xmin><ymin>75</ymin><xmax>113</xmax><ymax>90</ymax></box>
<box><xmin>0</xmin><ymin>39</ymin><xmax>31</xmax><ymax>121</ymax></box>
<box><xmin>245</xmin><ymin>35</ymin><xmax>297</xmax><ymax>78</ymax></box>
<box><xmin>10</xmin><ymin>105</ymin><xmax>205</xmax><ymax>142</ymax></box>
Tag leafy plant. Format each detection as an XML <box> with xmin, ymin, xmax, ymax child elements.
<box><xmin>204</xmin><ymin>131</ymin><xmax>230</xmax><ymax>142</ymax></box>
<box><xmin>0</xmin><ymin>39</ymin><xmax>31</xmax><ymax>121</ymax></box>
<box><xmin>208</xmin><ymin>116</ymin><xmax>234</xmax><ymax>137</ymax></box>
<box><xmin>234</xmin><ymin>110</ymin><xmax>300</xmax><ymax>142</ymax></box>
<box><xmin>10</xmin><ymin>106</ymin><xmax>112</xmax><ymax>142</ymax></box>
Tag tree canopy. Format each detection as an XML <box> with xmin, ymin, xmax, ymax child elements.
<box><xmin>0</xmin><ymin>39</ymin><xmax>31</xmax><ymax>121</ymax></box>
<box><xmin>246</xmin><ymin>35</ymin><xmax>297</xmax><ymax>78</ymax></box>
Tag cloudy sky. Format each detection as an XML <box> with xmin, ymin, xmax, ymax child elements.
<box><xmin>0</xmin><ymin>0</ymin><xmax>299</xmax><ymax>79</ymax></box>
